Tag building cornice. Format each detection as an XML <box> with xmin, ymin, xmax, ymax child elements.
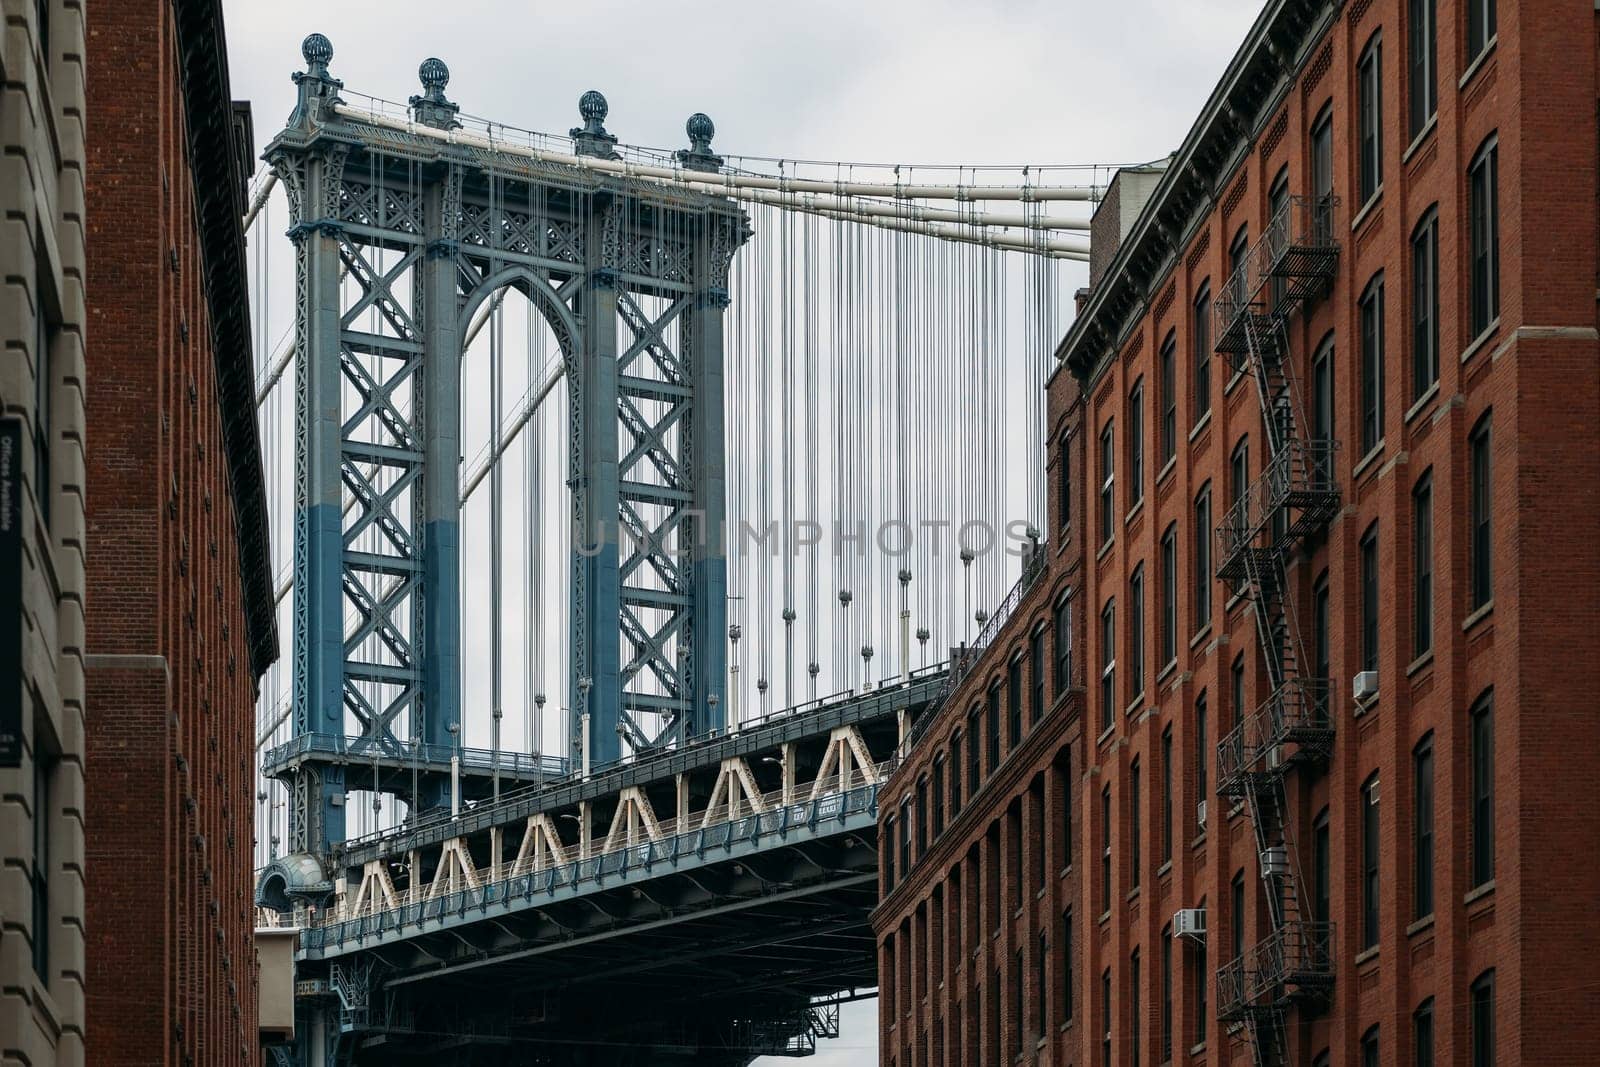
<box><xmin>173</xmin><ymin>0</ymin><xmax>280</xmax><ymax>680</ymax></box>
<box><xmin>1056</xmin><ymin>0</ymin><xmax>1343</xmax><ymax>382</ymax></box>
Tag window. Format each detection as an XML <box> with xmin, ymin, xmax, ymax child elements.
<box><xmin>1159</xmin><ymin>332</ymin><xmax>1177</xmax><ymax>466</ymax></box>
<box><xmin>1129</xmin><ymin>381</ymin><xmax>1145</xmax><ymax>507</ymax></box>
<box><xmin>1414</xmin><ymin>472</ymin><xmax>1433</xmax><ymax>656</ymax></box>
<box><xmin>1130</xmin><ymin>949</ymin><xmax>1141</xmax><ymax>1067</ymax></box>
<box><xmin>1054</xmin><ymin>594</ymin><xmax>1072</xmax><ymax>698</ymax></box>
<box><xmin>1360</xmin><ymin>274</ymin><xmax>1385</xmax><ymax>454</ymax></box>
<box><xmin>1414</xmin><ymin>998</ymin><xmax>1436</xmax><ymax>1067</ymax></box>
<box><xmin>1008</xmin><ymin>656</ymin><xmax>1023</xmax><ymax>747</ymax></box>
<box><xmin>1160</xmin><ymin>525</ymin><xmax>1177</xmax><ymax>666</ymax></box>
<box><xmin>966</xmin><ymin>706</ymin><xmax>981</xmax><ymax>796</ymax></box>
<box><xmin>1313</xmin><ymin>573</ymin><xmax>1331</xmax><ymax>715</ymax></box>
<box><xmin>1230</xmin><ymin>871</ymin><xmax>1245</xmax><ymax>960</ymax></box>
<box><xmin>1229</xmin><ymin>438</ymin><xmax>1248</xmax><ymax>523</ymax></box>
<box><xmin>1313</xmin><ymin>809</ymin><xmax>1331</xmax><ymax>942</ymax></box>
<box><xmin>1227</xmin><ymin>225</ymin><xmax>1249</xmax><ymax>312</ymax></box>
<box><xmin>932</xmin><ymin>758</ymin><xmax>946</xmax><ymax>838</ymax></box>
<box><xmin>1099</xmin><ymin>421</ymin><xmax>1115</xmax><ymax>546</ymax></box>
<box><xmin>1161</xmin><ymin>926</ymin><xmax>1173</xmax><ymax>1062</ymax></box>
<box><xmin>35</xmin><ymin>0</ymin><xmax>50</xmax><ymax>61</ymax></box>
<box><xmin>1100</xmin><ymin>787</ymin><xmax>1113</xmax><ymax>912</ymax></box>
<box><xmin>1471</xmin><ymin>970</ymin><xmax>1495</xmax><ymax>1067</ymax></box>
<box><xmin>1268</xmin><ymin>168</ymin><xmax>1290</xmax><ymax>308</ymax></box>
<box><xmin>1037</xmin><ymin>931</ymin><xmax>1049</xmax><ymax>1039</ymax></box>
<box><xmin>991</xmin><ymin>966</ymin><xmax>1003</xmax><ymax>1063</ymax></box>
<box><xmin>1101</xmin><ymin>969</ymin><xmax>1113</xmax><ymax>1067</ymax></box>
<box><xmin>1312</xmin><ymin>334</ymin><xmax>1334</xmax><ymax>446</ymax></box>
<box><xmin>1362</xmin><ymin>773</ymin><xmax>1381</xmax><ymax>949</ymax></box>
<box><xmin>1312</xmin><ymin>104</ymin><xmax>1334</xmax><ymax>238</ymax></box>
<box><xmin>1194</xmin><ymin>692</ymin><xmax>1209</xmax><ymax>806</ymax></box>
<box><xmin>987</xmin><ymin>686</ymin><xmax>1001</xmax><ymax>772</ymax></box>
<box><xmin>1412</xmin><ymin>209</ymin><xmax>1439</xmax><ymax>399</ymax></box>
<box><xmin>1195</xmin><ymin>920</ymin><xmax>1208</xmax><ymax>1044</ymax></box>
<box><xmin>1059</xmin><ymin>434</ymin><xmax>1072</xmax><ymax>529</ymax></box>
<box><xmin>1361</xmin><ymin>524</ymin><xmax>1379</xmax><ymax>672</ymax></box>
<box><xmin>1062</xmin><ymin>908</ymin><xmax>1074</xmax><ymax>1022</ymax></box>
<box><xmin>1358</xmin><ymin>35</ymin><xmax>1383</xmax><ymax>205</ymax></box>
<box><xmin>1100</xmin><ymin>600</ymin><xmax>1116</xmax><ymax>733</ymax></box>
<box><xmin>1031</xmin><ymin>783</ymin><xmax>1046</xmax><ymax>890</ymax></box>
<box><xmin>1059</xmin><ymin>745</ymin><xmax>1074</xmax><ymax>860</ymax></box>
<box><xmin>33</xmin><ymin>261</ymin><xmax>53</xmax><ymax>530</ymax></box>
<box><xmin>1160</xmin><ymin>729</ymin><xmax>1173</xmax><ymax>863</ymax></box>
<box><xmin>1129</xmin><ymin>566</ymin><xmax>1145</xmax><ymax>699</ymax></box>
<box><xmin>901</xmin><ymin>801</ymin><xmax>912</xmax><ymax>878</ymax></box>
<box><xmin>1471</xmin><ymin>691</ymin><xmax>1495</xmax><ymax>886</ymax></box>
<box><xmin>1193</xmin><ymin>282</ymin><xmax>1212</xmax><ymax>419</ymax></box>
<box><xmin>1014</xmin><ymin>947</ymin><xmax>1026</xmax><ymax>1054</ymax></box>
<box><xmin>1409</xmin><ymin>0</ymin><xmax>1437</xmax><ymax>138</ymax></box>
<box><xmin>1467</xmin><ymin>0</ymin><xmax>1496</xmax><ymax>63</ymax></box>
<box><xmin>1471</xmin><ymin>413</ymin><xmax>1493</xmax><ymax>608</ymax></box>
<box><xmin>1230</xmin><ymin>654</ymin><xmax>1246</xmax><ymax>733</ymax></box>
<box><xmin>1193</xmin><ymin>486</ymin><xmax>1212</xmax><ymax>629</ymax></box>
<box><xmin>1362</xmin><ymin>1026</ymin><xmax>1381</xmax><ymax>1067</ymax></box>
<box><xmin>883</xmin><ymin>816</ymin><xmax>896</xmax><ymax>888</ymax></box>
<box><xmin>950</xmin><ymin>731</ymin><xmax>963</xmax><ymax>818</ymax></box>
<box><xmin>1130</xmin><ymin>759</ymin><xmax>1142</xmax><ymax>890</ymax></box>
<box><xmin>1414</xmin><ymin>734</ymin><xmax>1435</xmax><ymax>918</ymax></box>
<box><xmin>1031</xmin><ymin>626</ymin><xmax>1047</xmax><ymax>724</ymax></box>
<box><xmin>1469</xmin><ymin>137</ymin><xmax>1500</xmax><ymax>336</ymax></box>
<box><xmin>915</xmin><ymin>777</ymin><xmax>928</xmax><ymax>856</ymax></box>
<box><xmin>31</xmin><ymin>756</ymin><xmax>50</xmax><ymax>979</ymax></box>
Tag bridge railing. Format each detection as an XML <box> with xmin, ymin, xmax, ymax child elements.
<box><xmin>301</xmin><ymin>775</ymin><xmax>887</xmax><ymax>952</ymax></box>
<box><xmin>330</xmin><ymin>669</ymin><xmax>945</xmax><ymax>854</ymax></box>
<box><xmin>260</xmin><ymin>734</ymin><xmax>569</xmax><ymax>778</ymax></box>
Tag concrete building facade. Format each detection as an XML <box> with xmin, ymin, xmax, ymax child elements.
<box><xmin>81</xmin><ymin>1</ymin><xmax>277</xmax><ymax>1064</ymax></box>
<box><xmin>1</xmin><ymin>0</ymin><xmax>90</xmax><ymax>1063</ymax></box>
<box><xmin>878</xmin><ymin>0</ymin><xmax>1600</xmax><ymax>1064</ymax></box>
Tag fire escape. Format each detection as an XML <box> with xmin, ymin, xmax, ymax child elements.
<box><xmin>1212</xmin><ymin>194</ymin><xmax>1340</xmax><ymax>1067</ymax></box>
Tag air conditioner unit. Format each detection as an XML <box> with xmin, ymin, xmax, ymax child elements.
<box><xmin>1196</xmin><ymin>799</ymin><xmax>1208</xmax><ymax>829</ymax></box>
<box><xmin>1261</xmin><ymin>845</ymin><xmax>1288</xmax><ymax>876</ymax></box>
<box><xmin>1264</xmin><ymin>743</ymin><xmax>1283</xmax><ymax>770</ymax></box>
<box><xmin>1173</xmin><ymin>908</ymin><xmax>1207</xmax><ymax>940</ymax></box>
<box><xmin>1352</xmin><ymin>670</ymin><xmax>1378</xmax><ymax>705</ymax></box>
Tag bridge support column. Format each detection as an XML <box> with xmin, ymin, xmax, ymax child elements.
<box><xmin>418</xmin><ymin>168</ymin><xmax>465</xmax><ymax>812</ymax></box>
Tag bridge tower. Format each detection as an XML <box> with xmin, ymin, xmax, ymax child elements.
<box><xmin>268</xmin><ymin>34</ymin><xmax>746</xmax><ymax>858</ymax></box>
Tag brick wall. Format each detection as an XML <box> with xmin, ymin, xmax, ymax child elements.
<box><xmin>83</xmin><ymin>1</ymin><xmax>262</xmax><ymax>1063</ymax></box>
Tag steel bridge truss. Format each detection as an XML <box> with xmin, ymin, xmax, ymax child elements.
<box><xmin>269</xmin><ymin>39</ymin><xmax>748</xmax><ymax>854</ymax></box>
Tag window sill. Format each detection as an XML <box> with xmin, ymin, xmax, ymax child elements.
<box><xmin>1404</xmin><ymin>381</ymin><xmax>1440</xmax><ymax>427</ymax></box>
<box><xmin>1463</xmin><ymin>600</ymin><xmax>1494</xmax><ymax>634</ymax></box>
<box><xmin>1097</xmin><ymin>722</ymin><xmax>1117</xmax><ymax>748</ymax></box>
<box><xmin>1097</xmin><ymin>537</ymin><xmax>1115</xmax><ymax>564</ymax></box>
<box><xmin>1188</xmin><ymin>622</ymin><xmax>1213</xmax><ymax>651</ymax></box>
<box><xmin>1349</xmin><ymin>188</ymin><xmax>1383</xmax><ymax>233</ymax></box>
<box><xmin>1403</xmin><ymin>115</ymin><xmax>1438</xmax><ymax>165</ymax></box>
<box><xmin>1124</xmin><ymin>498</ymin><xmax>1145</xmax><ymax>527</ymax></box>
<box><xmin>1406</xmin><ymin>913</ymin><xmax>1436</xmax><ymax>938</ymax></box>
<box><xmin>1224</xmin><ymin>368</ymin><xmax>1245</xmax><ymax>397</ymax></box>
<box><xmin>1156</xmin><ymin>658</ymin><xmax>1178</xmax><ymax>686</ymax></box>
<box><xmin>1099</xmin><ymin>909</ymin><xmax>1111</xmax><ymax>926</ymax></box>
<box><xmin>1465</xmin><ymin>879</ymin><xmax>1496</xmax><ymax>906</ymax></box>
<box><xmin>1190</xmin><ymin>830</ymin><xmax>1207</xmax><ymax>850</ymax></box>
<box><xmin>1460</xmin><ymin>318</ymin><xmax>1501</xmax><ymax>365</ymax></box>
<box><xmin>1405</xmin><ymin>649</ymin><xmax>1434</xmax><ymax>678</ymax></box>
<box><xmin>1157</xmin><ymin>860</ymin><xmax>1173</xmax><ymax>879</ymax></box>
<box><xmin>1126</xmin><ymin>886</ymin><xmax>1142</xmax><ymax>903</ymax></box>
<box><xmin>1156</xmin><ymin>455</ymin><xmax>1178</xmax><ymax>488</ymax></box>
<box><xmin>1355</xmin><ymin>945</ymin><xmax>1380</xmax><ymax>967</ymax></box>
<box><xmin>1190</xmin><ymin>1042</ymin><xmax>1208</xmax><ymax>1057</ymax></box>
<box><xmin>1126</xmin><ymin>695</ymin><xmax>1147</xmax><ymax>719</ymax></box>
<box><xmin>1188</xmin><ymin>409</ymin><xmax>1213</xmax><ymax>443</ymax></box>
<box><xmin>1352</xmin><ymin>440</ymin><xmax>1385</xmax><ymax>479</ymax></box>
<box><xmin>1459</xmin><ymin>37</ymin><xmax>1498</xmax><ymax>91</ymax></box>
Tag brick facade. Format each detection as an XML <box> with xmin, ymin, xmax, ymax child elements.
<box><xmin>877</xmin><ymin>1</ymin><xmax>1600</xmax><ymax>1064</ymax></box>
<box><xmin>82</xmin><ymin>1</ymin><xmax>274</xmax><ymax>1064</ymax></box>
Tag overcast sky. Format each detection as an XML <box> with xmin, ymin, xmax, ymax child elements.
<box><xmin>226</xmin><ymin>1</ymin><xmax>1263</xmax><ymax>1061</ymax></box>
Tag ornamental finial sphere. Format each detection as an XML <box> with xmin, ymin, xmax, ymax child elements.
<box><xmin>686</xmin><ymin>112</ymin><xmax>715</xmax><ymax>143</ymax></box>
<box><xmin>302</xmin><ymin>33</ymin><xmax>333</xmax><ymax>67</ymax></box>
<box><xmin>579</xmin><ymin>90</ymin><xmax>608</xmax><ymax>123</ymax></box>
<box><xmin>419</xmin><ymin>57</ymin><xmax>449</xmax><ymax>93</ymax></box>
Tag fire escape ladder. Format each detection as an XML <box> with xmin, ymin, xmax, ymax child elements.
<box><xmin>1213</xmin><ymin>193</ymin><xmax>1341</xmax><ymax>1067</ymax></box>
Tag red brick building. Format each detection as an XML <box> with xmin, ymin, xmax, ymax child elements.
<box><xmin>876</xmin><ymin>0</ymin><xmax>1600</xmax><ymax>1064</ymax></box>
<box><xmin>83</xmin><ymin>1</ymin><xmax>277</xmax><ymax>1064</ymax></box>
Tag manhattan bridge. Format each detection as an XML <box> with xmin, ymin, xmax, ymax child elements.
<box><xmin>248</xmin><ymin>33</ymin><xmax>1109</xmax><ymax>1065</ymax></box>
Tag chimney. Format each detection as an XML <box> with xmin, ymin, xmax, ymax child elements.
<box><xmin>1088</xmin><ymin>157</ymin><xmax>1173</xmax><ymax>291</ymax></box>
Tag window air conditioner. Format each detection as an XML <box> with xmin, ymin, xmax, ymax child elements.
<box><xmin>1352</xmin><ymin>670</ymin><xmax>1378</xmax><ymax>705</ymax></box>
<box><xmin>1196</xmin><ymin>799</ymin><xmax>1208</xmax><ymax>829</ymax></box>
<box><xmin>1261</xmin><ymin>845</ymin><xmax>1288</xmax><ymax>876</ymax></box>
<box><xmin>1173</xmin><ymin>908</ymin><xmax>1207</xmax><ymax>939</ymax></box>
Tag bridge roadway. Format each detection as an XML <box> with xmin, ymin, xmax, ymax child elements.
<box><xmin>262</xmin><ymin>665</ymin><xmax>948</xmax><ymax>1066</ymax></box>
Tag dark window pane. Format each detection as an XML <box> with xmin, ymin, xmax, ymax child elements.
<box><xmin>1194</xmin><ymin>285</ymin><xmax>1212</xmax><ymax>418</ymax></box>
<box><xmin>1409</xmin><ymin>0</ymin><xmax>1437</xmax><ymax>137</ymax></box>
<box><xmin>1414</xmin><ymin>475</ymin><xmax>1433</xmax><ymax>656</ymax></box>
<box><xmin>1160</xmin><ymin>334</ymin><xmax>1177</xmax><ymax>465</ymax></box>
<box><xmin>1415</xmin><ymin>737</ymin><xmax>1435</xmax><ymax>917</ymax></box>
<box><xmin>1471</xmin><ymin>971</ymin><xmax>1495</xmax><ymax>1067</ymax></box>
<box><xmin>1472</xmin><ymin>417</ymin><xmax>1493</xmax><ymax>607</ymax></box>
<box><xmin>1363</xmin><ymin>775</ymin><xmax>1381</xmax><ymax>949</ymax></box>
<box><xmin>1472</xmin><ymin>694</ymin><xmax>1495</xmax><ymax>886</ymax></box>
<box><xmin>1412</xmin><ymin>214</ymin><xmax>1438</xmax><ymax>398</ymax></box>
<box><xmin>1194</xmin><ymin>489</ymin><xmax>1212</xmax><ymax>629</ymax></box>
<box><xmin>1361</xmin><ymin>277</ymin><xmax>1385</xmax><ymax>454</ymax></box>
<box><xmin>1361</xmin><ymin>527</ymin><xmax>1380</xmax><ymax>672</ymax></box>
<box><xmin>1359</xmin><ymin>38</ymin><xmax>1383</xmax><ymax>203</ymax></box>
